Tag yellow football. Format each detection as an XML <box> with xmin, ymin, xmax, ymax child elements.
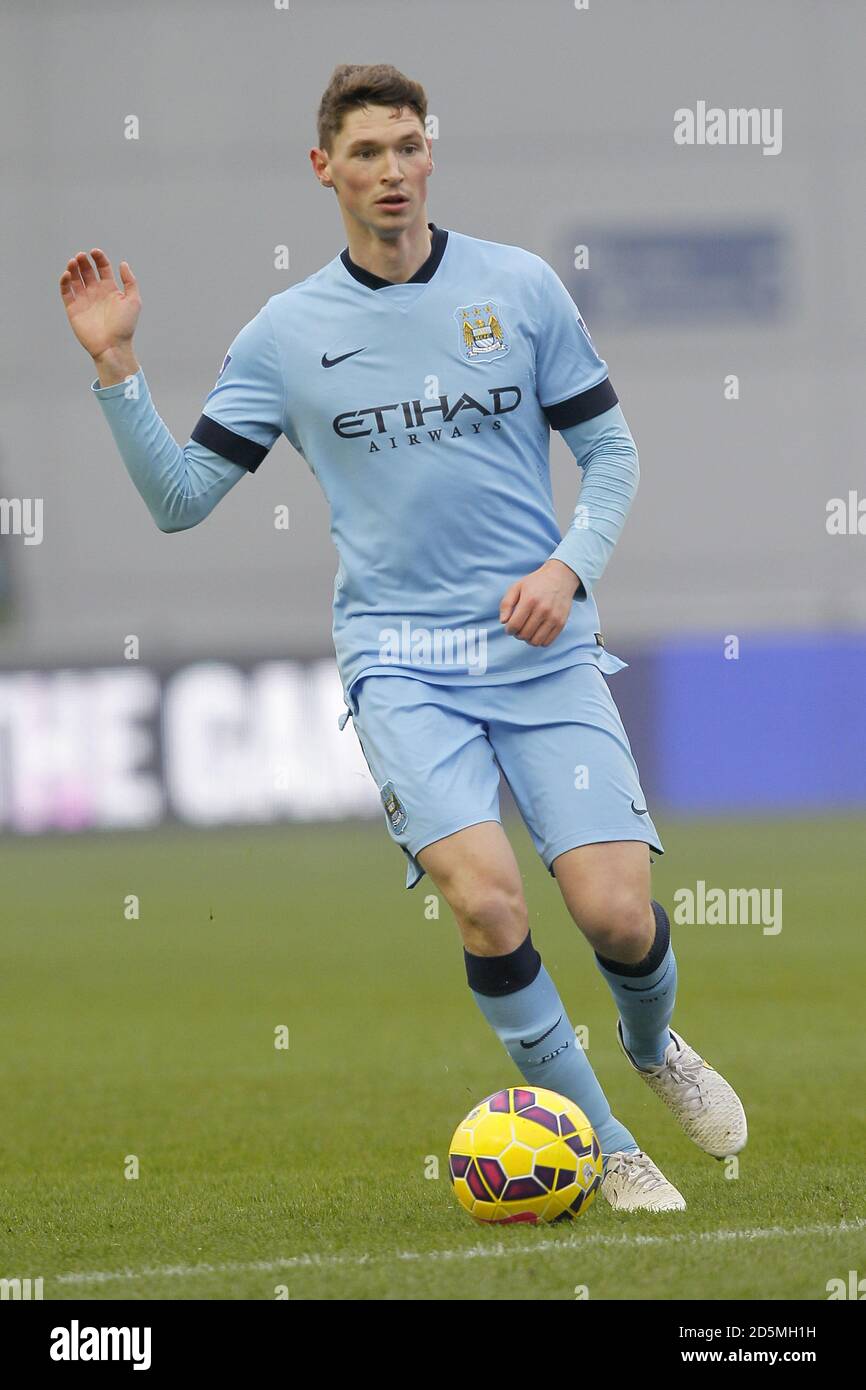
<box><xmin>448</xmin><ymin>1085</ymin><xmax>602</xmax><ymax>1224</ymax></box>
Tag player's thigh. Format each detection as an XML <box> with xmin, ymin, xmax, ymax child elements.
<box><xmin>416</xmin><ymin>820</ymin><xmax>529</xmax><ymax>956</ymax></box>
<box><xmin>487</xmin><ymin>663</ymin><xmax>664</xmax><ymax>906</ymax></box>
<box><xmin>351</xmin><ymin>675</ymin><xmax>504</xmax><ymax>891</ymax></box>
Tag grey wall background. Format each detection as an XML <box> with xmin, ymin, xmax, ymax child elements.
<box><xmin>3</xmin><ymin>0</ymin><xmax>864</xmax><ymax>666</ymax></box>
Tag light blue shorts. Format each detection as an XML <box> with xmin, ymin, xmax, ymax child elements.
<box><xmin>342</xmin><ymin>662</ymin><xmax>664</xmax><ymax>889</ymax></box>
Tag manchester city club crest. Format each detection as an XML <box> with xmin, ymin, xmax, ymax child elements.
<box><xmin>454</xmin><ymin>300</ymin><xmax>511</xmax><ymax>362</ymax></box>
<box><xmin>380</xmin><ymin>781</ymin><xmax>409</xmax><ymax>834</ymax></box>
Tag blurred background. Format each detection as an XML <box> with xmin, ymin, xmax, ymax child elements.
<box><xmin>1</xmin><ymin>0</ymin><xmax>864</xmax><ymax>833</ymax></box>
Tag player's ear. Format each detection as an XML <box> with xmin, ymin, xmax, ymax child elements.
<box><xmin>311</xmin><ymin>148</ymin><xmax>336</xmax><ymax>189</ymax></box>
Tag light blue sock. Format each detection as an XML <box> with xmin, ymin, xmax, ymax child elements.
<box><xmin>595</xmin><ymin>900</ymin><xmax>678</xmax><ymax>1068</ymax></box>
<box><xmin>465</xmin><ymin>932</ymin><xmax>638</xmax><ymax>1160</ymax></box>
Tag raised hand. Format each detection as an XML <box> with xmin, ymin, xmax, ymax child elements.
<box><xmin>59</xmin><ymin>249</ymin><xmax>141</xmax><ymax>368</ymax></box>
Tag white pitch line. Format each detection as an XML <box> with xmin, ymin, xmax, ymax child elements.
<box><xmin>53</xmin><ymin>1217</ymin><xmax>866</xmax><ymax>1286</ymax></box>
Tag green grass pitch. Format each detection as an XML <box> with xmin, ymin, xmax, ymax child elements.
<box><xmin>1</xmin><ymin>814</ymin><xmax>864</xmax><ymax>1301</ymax></box>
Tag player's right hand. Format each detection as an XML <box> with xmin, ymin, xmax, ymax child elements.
<box><xmin>59</xmin><ymin>249</ymin><xmax>141</xmax><ymax>362</ymax></box>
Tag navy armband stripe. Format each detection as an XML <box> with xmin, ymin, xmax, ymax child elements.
<box><xmin>542</xmin><ymin>378</ymin><xmax>618</xmax><ymax>430</ymax></box>
<box><xmin>191</xmin><ymin>414</ymin><xmax>269</xmax><ymax>473</ymax></box>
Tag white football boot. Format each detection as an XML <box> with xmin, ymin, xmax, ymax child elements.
<box><xmin>617</xmin><ymin>1020</ymin><xmax>748</xmax><ymax>1158</ymax></box>
<box><xmin>600</xmin><ymin>1149</ymin><xmax>686</xmax><ymax>1211</ymax></box>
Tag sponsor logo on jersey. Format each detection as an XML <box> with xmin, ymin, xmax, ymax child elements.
<box><xmin>216</xmin><ymin>351</ymin><xmax>232</xmax><ymax>383</ymax></box>
<box><xmin>332</xmin><ymin>385</ymin><xmax>521</xmax><ymax>439</ymax></box>
<box><xmin>454</xmin><ymin>300</ymin><xmax>511</xmax><ymax>362</ymax></box>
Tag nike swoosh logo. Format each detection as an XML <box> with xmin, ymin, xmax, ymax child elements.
<box><xmin>321</xmin><ymin>348</ymin><xmax>366</xmax><ymax>368</ymax></box>
<box><xmin>519</xmin><ymin>1015</ymin><xmax>562</xmax><ymax>1049</ymax></box>
<box><xmin>631</xmin><ymin>800</ymin><xmax>648</xmax><ymax>815</ymax></box>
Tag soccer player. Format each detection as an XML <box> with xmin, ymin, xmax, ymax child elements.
<box><xmin>60</xmin><ymin>63</ymin><xmax>746</xmax><ymax>1212</ymax></box>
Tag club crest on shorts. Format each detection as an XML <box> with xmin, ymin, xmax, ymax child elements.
<box><xmin>454</xmin><ymin>300</ymin><xmax>511</xmax><ymax>361</ymax></box>
<box><xmin>380</xmin><ymin>781</ymin><xmax>408</xmax><ymax>833</ymax></box>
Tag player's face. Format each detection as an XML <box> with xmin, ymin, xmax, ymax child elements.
<box><xmin>314</xmin><ymin>105</ymin><xmax>432</xmax><ymax>234</ymax></box>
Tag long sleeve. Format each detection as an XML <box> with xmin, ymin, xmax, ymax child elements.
<box><xmin>91</xmin><ymin>368</ymin><xmax>248</xmax><ymax>531</ymax></box>
<box><xmin>90</xmin><ymin>301</ymin><xmax>285</xmax><ymax>532</ymax></box>
<box><xmin>548</xmin><ymin>403</ymin><xmax>639</xmax><ymax>599</ymax></box>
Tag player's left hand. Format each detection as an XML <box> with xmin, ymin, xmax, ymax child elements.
<box><xmin>499</xmin><ymin>559</ymin><xmax>582</xmax><ymax>646</ymax></box>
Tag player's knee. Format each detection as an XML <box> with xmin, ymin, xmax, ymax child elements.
<box><xmin>453</xmin><ymin>882</ymin><xmax>528</xmax><ymax>954</ymax></box>
<box><xmin>581</xmin><ymin>892</ymin><xmax>654</xmax><ymax>960</ymax></box>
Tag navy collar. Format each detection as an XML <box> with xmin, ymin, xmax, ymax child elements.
<box><xmin>340</xmin><ymin>222</ymin><xmax>448</xmax><ymax>290</ymax></box>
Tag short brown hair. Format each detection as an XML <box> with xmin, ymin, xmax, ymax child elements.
<box><xmin>316</xmin><ymin>63</ymin><xmax>428</xmax><ymax>154</ymax></box>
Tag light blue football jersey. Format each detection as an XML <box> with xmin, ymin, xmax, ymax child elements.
<box><xmin>149</xmin><ymin>223</ymin><xmax>634</xmax><ymax>699</ymax></box>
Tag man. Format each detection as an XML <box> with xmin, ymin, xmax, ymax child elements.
<box><xmin>60</xmin><ymin>62</ymin><xmax>746</xmax><ymax>1212</ymax></box>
